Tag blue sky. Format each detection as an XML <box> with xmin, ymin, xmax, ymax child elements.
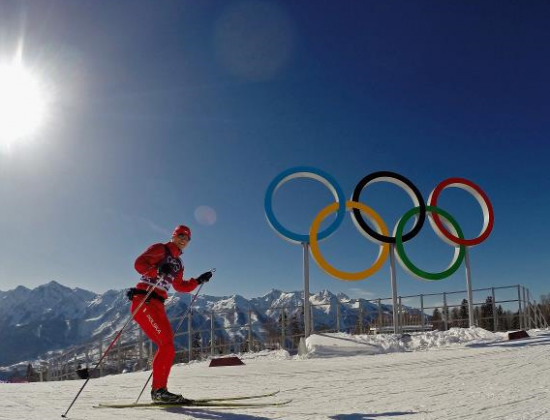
<box><xmin>0</xmin><ymin>1</ymin><xmax>549</xmax><ymax>303</ymax></box>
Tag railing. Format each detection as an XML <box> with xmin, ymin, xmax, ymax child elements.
<box><xmin>29</xmin><ymin>284</ymin><xmax>548</xmax><ymax>382</ymax></box>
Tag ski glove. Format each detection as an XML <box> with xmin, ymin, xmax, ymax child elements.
<box><xmin>195</xmin><ymin>271</ymin><xmax>213</xmax><ymax>285</ymax></box>
<box><xmin>157</xmin><ymin>263</ymin><xmax>172</xmax><ymax>277</ymax></box>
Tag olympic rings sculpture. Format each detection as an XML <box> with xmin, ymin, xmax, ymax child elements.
<box><xmin>265</xmin><ymin>167</ymin><xmax>494</xmax><ymax>282</ymax></box>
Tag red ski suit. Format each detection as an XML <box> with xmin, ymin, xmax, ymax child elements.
<box><xmin>131</xmin><ymin>242</ymin><xmax>198</xmax><ymax>390</ymax></box>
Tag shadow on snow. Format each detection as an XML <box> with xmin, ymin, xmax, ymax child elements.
<box><xmin>466</xmin><ymin>334</ymin><xmax>550</xmax><ymax>349</ymax></box>
<box><xmin>162</xmin><ymin>407</ymin><xmax>274</xmax><ymax>419</ymax></box>
<box><xmin>330</xmin><ymin>412</ymin><xmax>416</xmax><ymax>419</ymax></box>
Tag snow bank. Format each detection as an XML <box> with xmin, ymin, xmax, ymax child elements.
<box><xmin>179</xmin><ymin>348</ymin><xmax>292</xmax><ymax>367</ymax></box>
<box><xmin>238</xmin><ymin>349</ymin><xmax>292</xmax><ymax>361</ymax></box>
<box><xmin>305</xmin><ymin>327</ymin><xmax>505</xmax><ymax>358</ymax></box>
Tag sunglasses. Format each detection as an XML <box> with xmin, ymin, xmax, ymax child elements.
<box><xmin>177</xmin><ymin>234</ymin><xmax>191</xmax><ymax>241</ymax></box>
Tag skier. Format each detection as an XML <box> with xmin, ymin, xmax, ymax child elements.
<box><xmin>127</xmin><ymin>225</ymin><xmax>213</xmax><ymax>403</ymax></box>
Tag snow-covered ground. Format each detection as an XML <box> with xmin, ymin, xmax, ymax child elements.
<box><xmin>2</xmin><ymin>327</ymin><xmax>549</xmax><ymax>420</ymax></box>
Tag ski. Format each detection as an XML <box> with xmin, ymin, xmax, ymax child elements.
<box><xmin>193</xmin><ymin>389</ymin><xmax>280</xmax><ymax>403</ymax></box>
<box><xmin>95</xmin><ymin>390</ymin><xmax>283</xmax><ymax>409</ymax></box>
<box><xmin>95</xmin><ymin>399</ymin><xmax>292</xmax><ymax>409</ymax></box>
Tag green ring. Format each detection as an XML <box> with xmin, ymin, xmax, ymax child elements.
<box><xmin>395</xmin><ymin>206</ymin><xmax>466</xmax><ymax>280</ymax></box>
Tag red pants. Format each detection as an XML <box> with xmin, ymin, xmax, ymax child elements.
<box><xmin>131</xmin><ymin>297</ymin><xmax>175</xmax><ymax>390</ymax></box>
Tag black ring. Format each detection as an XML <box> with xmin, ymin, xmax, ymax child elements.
<box><xmin>351</xmin><ymin>171</ymin><xmax>426</xmax><ymax>244</ymax></box>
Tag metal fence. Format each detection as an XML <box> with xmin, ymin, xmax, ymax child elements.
<box><xmin>36</xmin><ymin>284</ymin><xmax>548</xmax><ymax>382</ymax></box>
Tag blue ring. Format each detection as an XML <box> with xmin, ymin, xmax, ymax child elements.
<box><xmin>264</xmin><ymin>167</ymin><xmax>346</xmax><ymax>244</ymax></box>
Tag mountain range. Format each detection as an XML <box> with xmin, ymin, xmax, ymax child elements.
<box><xmin>0</xmin><ymin>281</ymin><xmax>398</xmax><ymax>367</ymax></box>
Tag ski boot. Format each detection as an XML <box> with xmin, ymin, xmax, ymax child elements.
<box><xmin>151</xmin><ymin>388</ymin><xmax>192</xmax><ymax>404</ymax></box>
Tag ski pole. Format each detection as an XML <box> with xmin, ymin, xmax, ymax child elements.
<box><xmin>61</xmin><ymin>280</ymin><xmax>164</xmax><ymax>418</ymax></box>
<box><xmin>134</xmin><ymin>270</ymin><xmax>213</xmax><ymax>404</ymax></box>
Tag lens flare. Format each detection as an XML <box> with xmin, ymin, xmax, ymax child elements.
<box><xmin>194</xmin><ymin>206</ymin><xmax>217</xmax><ymax>226</ymax></box>
<box><xmin>0</xmin><ymin>61</ymin><xmax>46</xmax><ymax>148</ymax></box>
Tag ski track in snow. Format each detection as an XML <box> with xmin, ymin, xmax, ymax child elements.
<box><xmin>1</xmin><ymin>331</ymin><xmax>550</xmax><ymax>420</ymax></box>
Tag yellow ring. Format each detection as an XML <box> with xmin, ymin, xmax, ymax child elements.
<box><xmin>309</xmin><ymin>201</ymin><xmax>390</xmax><ymax>281</ymax></box>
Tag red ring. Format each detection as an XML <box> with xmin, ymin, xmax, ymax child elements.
<box><xmin>428</xmin><ymin>177</ymin><xmax>494</xmax><ymax>246</ymax></box>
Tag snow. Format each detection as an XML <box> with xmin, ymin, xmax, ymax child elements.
<box><xmin>1</xmin><ymin>327</ymin><xmax>549</xmax><ymax>419</ymax></box>
<box><xmin>305</xmin><ymin>327</ymin><xmax>505</xmax><ymax>357</ymax></box>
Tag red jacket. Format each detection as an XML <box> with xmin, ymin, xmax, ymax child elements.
<box><xmin>134</xmin><ymin>242</ymin><xmax>198</xmax><ymax>299</ymax></box>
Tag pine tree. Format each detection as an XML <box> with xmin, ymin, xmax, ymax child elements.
<box><xmin>240</xmin><ymin>334</ymin><xmax>249</xmax><ymax>353</ymax></box>
<box><xmin>474</xmin><ymin>306</ymin><xmax>481</xmax><ymax>326</ymax></box>
<box><xmin>442</xmin><ymin>305</ymin><xmax>449</xmax><ymax>330</ymax></box>
<box><xmin>540</xmin><ymin>294</ymin><xmax>550</xmax><ymax>323</ymax></box>
<box><xmin>287</xmin><ymin>313</ymin><xmax>303</xmax><ymax>348</ymax></box>
<box><xmin>480</xmin><ymin>296</ymin><xmax>494</xmax><ymax>331</ymax></box>
<box><xmin>278</xmin><ymin>310</ymin><xmax>287</xmax><ymax>347</ymax></box>
<box><xmin>432</xmin><ymin>308</ymin><xmax>442</xmax><ymax>331</ymax></box>
<box><xmin>265</xmin><ymin>318</ymin><xmax>280</xmax><ymax>349</ymax></box>
<box><xmin>26</xmin><ymin>363</ymin><xmax>34</xmax><ymax>382</ymax></box>
<box><xmin>450</xmin><ymin>307</ymin><xmax>460</xmax><ymax>328</ymax></box>
<box><xmin>191</xmin><ymin>331</ymin><xmax>201</xmax><ymax>360</ymax></box>
<box><xmin>354</xmin><ymin>314</ymin><xmax>363</xmax><ymax>334</ymax></box>
<box><xmin>459</xmin><ymin>299</ymin><xmax>469</xmax><ymax>328</ymax></box>
<box><xmin>215</xmin><ymin>334</ymin><xmax>227</xmax><ymax>355</ymax></box>
<box><xmin>511</xmin><ymin>310</ymin><xmax>520</xmax><ymax>329</ymax></box>
<box><xmin>496</xmin><ymin>305</ymin><xmax>505</xmax><ymax>331</ymax></box>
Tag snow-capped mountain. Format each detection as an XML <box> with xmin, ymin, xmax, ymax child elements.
<box><xmin>0</xmin><ymin>282</ymin><xmax>397</xmax><ymax>367</ymax></box>
<box><xmin>0</xmin><ymin>281</ymin><xmax>127</xmax><ymax>366</ymax></box>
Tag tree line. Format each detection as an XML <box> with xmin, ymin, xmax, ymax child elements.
<box><xmin>430</xmin><ymin>295</ymin><xmax>548</xmax><ymax>332</ymax></box>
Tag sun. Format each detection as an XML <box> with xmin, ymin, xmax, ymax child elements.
<box><xmin>0</xmin><ymin>59</ymin><xmax>46</xmax><ymax>150</ymax></box>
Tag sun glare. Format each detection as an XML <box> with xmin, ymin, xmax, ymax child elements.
<box><xmin>0</xmin><ymin>61</ymin><xmax>46</xmax><ymax>149</ymax></box>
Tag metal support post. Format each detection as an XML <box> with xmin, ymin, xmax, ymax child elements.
<box><xmin>210</xmin><ymin>311</ymin><xmax>215</xmax><ymax>356</ymax></box>
<box><xmin>398</xmin><ymin>296</ymin><xmax>403</xmax><ymax>334</ymax></box>
<box><xmin>389</xmin><ymin>244</ymin><xmax>399</xmax><ymax>334</ymax></box>
<box><xmin>310</xmin><ymin>304</ymin><xmax>315</xmax><ymax>333</ymax></box>
<box><xmin>517</xmin><ymin>285</ymin><xmax>524</xmax><ymax>330</ymax></box>
<box><xmin>491</xmin><ymin>287</ymin><xmax>498</xmax><ymax>331</ymax></box>
<box><xmin>522</xmin><ymin>287</ymin><xmax>531</xmax><ymax>330</ymax></box>
<box><xmin>420</xmin><ymin>294</ymin><xmax>425</xmax><ymax>331</ymax></box>
<box><xmin>540</xmin><ymin>306</ymin><xmax>547</xmax><ymax>327</ymax></box>
<box><xmin>281</xmin><ymin>308</ymin><xmax>286</xmax><ymax>349</ymax></box>
<box><xmin>302</xmin><ymin>242</ymin><xmax>311</xmax><ymax>338</ymax></box>
<box><xmin>534</xmin><ymin>303</ymin><xmax>541</xmax><ymax>328</ymax></box>
<box><xmin>336</xmin><ymin>299</ymin><xmax>341</xmax><ymax>332</ymax></box>
<box><xmin>248</xmin><ymin>307</ymin><xmax>253</xmax><ymax>350</ymax></box>
<box><xmin>377</xmin><ymin>299</ymin><xmax>383</xmax><ymax>333</ymax></box>
<box><xmin>527</xmin><ymin>289</ymin><xmax>533</xmax><ymax>329</ymax></box>
<box><xmin>443</xmin><ymin>293</ymin><xmax>448</xmax><ymax>331</ymax></box>
<box><xmin>359</xmin><ymin>303</ymin><xmax>364</xmax><ymax>334</ymax></box>
<box><xmin>464</xmin><ymin>248</ymin><xmax>475</xmax><ymax>327</ymax></box>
